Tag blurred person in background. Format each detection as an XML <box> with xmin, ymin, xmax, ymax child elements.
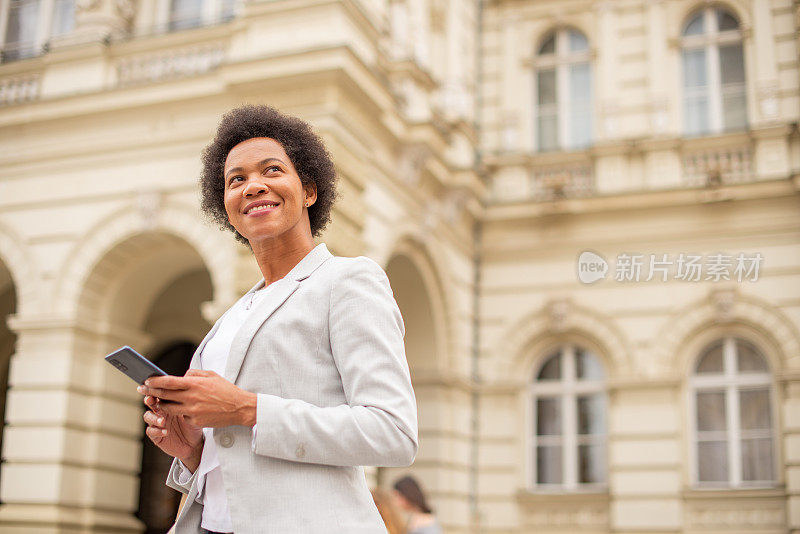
<box><xmin>371</xmin><ymin>487</ymin><xmax>405</xmax><ymax>534</ymax></box>
<box><xmin>393</xmin><ymin>475</ymin><xmax>442</xmax><ymax>534</ymax></box>
<box><xmin>137</xmin><ymin>104</ymin><xmax>418</xmax><ymax>534</ymax></box>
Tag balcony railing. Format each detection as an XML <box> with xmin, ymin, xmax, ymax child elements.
<box><xmin>682</xmin><ymin>142</ymin><xmax>753</xmax><ymax>188</ymax></box>
<box><xmin>0</xmin><ymin>73</ymin><xmax>41</xmax><ymax>106</ymax></box>
<box><xmin>116</xmin><ymin>43</ymin><xmax>226</xmax><ymax>87</ymax></box>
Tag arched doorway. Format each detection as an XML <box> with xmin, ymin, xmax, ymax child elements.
<box><xmin>75</xmin><ymin>232</ymin><xmax>214</xmax><ymax>532</ymax></box>
<box><xmin>379</xmin><ymin>248</ymin><xmax>455</xmax><ymax>529</ymax></box>
<box><xmin>0</xmin><ymin>259</ymin><xmax>16</xmax><ymax>492</ymax></box>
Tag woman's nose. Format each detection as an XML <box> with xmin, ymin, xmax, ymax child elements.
<box><xmin>243</xmin><ymin>180</ymin><xmax>268</xmax><ymax>197</ymax></box>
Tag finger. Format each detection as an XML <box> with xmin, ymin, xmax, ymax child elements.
<box><xmin>145</xmin><ymin>426</ymin><xmax>167</xmax><ymax>440</ymax></box>
<box><xmin>157</xmin><ymin>400</ymin><xmax>185</xmax><ymax>416</ymax></box>
<box><xmin>138</xmin><ymin>386</ymin><xmax>183</xmax><ymax>401</ymax></box>
<box><xmin>185</xmin><ymin>369</ymin><xmax>216</xmax><ymax>378</ymax></box>
<box><xmin>144</xmin><ymin>376</ymin><xmax>191</xmax><ymax>391</ymax></box>
<box><xmin>143</xmin><ymin>411</ymin><xmax>165</xmax><ymax>427</ymax></box>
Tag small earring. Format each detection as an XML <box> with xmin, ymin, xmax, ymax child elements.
<box><xmin>304</xmin><ymin>202</ymin><xmax>309</xmax><ymax>207</ymax></box>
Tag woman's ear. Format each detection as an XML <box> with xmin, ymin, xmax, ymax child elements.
<box><xmin>304</xmin><ymin>183</ymin><xmax>318</xmax><ymax>207</ymax></box>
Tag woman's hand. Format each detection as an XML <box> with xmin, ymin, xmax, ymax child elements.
<box><xmin>137</xmin><ymin>369</ymin><xmax>258</xmax><ymax>428</ymax></box>
<box><xmin>142</xmin><ymin>394</ymin><xmax>204</xmax><ymax>471</ymax></box>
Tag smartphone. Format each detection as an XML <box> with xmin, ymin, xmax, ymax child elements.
<box><xmin>105</xmin><ymin>345</ymin><xmax>167</xmax><ymax>385</ymax></box>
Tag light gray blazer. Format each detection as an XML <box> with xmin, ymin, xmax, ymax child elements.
<box><xmin>165</xmin><ymin>242</ymin><xmax>418</xmax><ymax>533</ymax></box>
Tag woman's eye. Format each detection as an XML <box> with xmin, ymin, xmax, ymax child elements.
<box><xmin>265</xmin><ymin>165</ymin><xmax>280</xmax><ymax>174</ymax></box>
<box><xmin>229</xmin><ymin>176</ymin><xmax>244</xmax><ymax>185</ymax></box>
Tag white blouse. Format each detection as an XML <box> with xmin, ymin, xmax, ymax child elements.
<box><xmin>173</xmin><ymin>281</ymin><xmax>275</xmax><ymax>533</ymax></box>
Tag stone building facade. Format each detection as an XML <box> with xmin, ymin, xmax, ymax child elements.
<box><xmin>0</xmin><ymin>0</ymin><xmax>797</xmax><ymax>533</ymax></box>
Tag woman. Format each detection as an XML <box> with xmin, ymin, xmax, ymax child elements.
<box><xmin>392</xmin><ymin>476</ymin><xmax>442</xmax><ymax>534</ymax></box>
<box><xmin>137</xmin><ymin>105</ymin><xmax>418</xmax><ymax>534</ymax></box>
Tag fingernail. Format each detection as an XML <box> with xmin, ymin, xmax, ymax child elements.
<box><xmin>144</xmin><ymin>379</ymin><xmax>151</xmax><ymax>387</ymax></box>
<box><xmin>137</xmin><ymin>386</ymin><xmax>144</xmax><ymax>393</ymax></box>
<box><xmin>158</xmin><ymin>418</ymin><xmax>164</xmax><ymax>425</ymax></box>
<box><xmin>161</xmin><ymin>429</ymin><xmax>167</xmax><ymax>435</ymax></box>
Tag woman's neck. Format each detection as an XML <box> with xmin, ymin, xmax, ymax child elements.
<box><xmin>250</xmin><ymin>235</ymin><xmax>316</xmax><ymax>286</ymax></box>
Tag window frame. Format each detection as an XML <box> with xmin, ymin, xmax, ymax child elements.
<box><xmin>0</xmin><ymin>0</ymin><xmax>73</xmax><ymax>62</ymax></box>
<box><xmin>531</xmin><ymin>27</ymin><xmax>593</xmax><ymax>153</ymax></box>
<box><xmin>687</xmin><ymin>336</ymin><xmax>778</xmax><ymax>489</ymax></box>
<box><xmin>679</xmin><ymin>6</ymin><xmax>748</xmax><ymax>136</ymax></box>
<box><xmin>527</xmin><ymin>343</ymin><xmax>607</xmax><ymax>492</ymax></box>
<box><xmin>154</xmin><ymin>0</ymin><xmax>236</xmax><ymax>33</ymax></box>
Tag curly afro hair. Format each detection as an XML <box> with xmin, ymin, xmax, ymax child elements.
<box><xmin>199</xmin><ymin>104</ymin><xmax>338</xmax><ymax>246</ymax></box>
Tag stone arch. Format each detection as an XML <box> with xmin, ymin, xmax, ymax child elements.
<box><xmin>0</xmin><ymin>221</ymin><xmax>36</xmax><ymax>314</ymax></box>
<box><xmin>56</xmin><ymin>201</ymin><xmax>238</xmax><ymax>319</ymax></box>
<box><xmin>652</xmin><ymin>286</ymin><xmax>800</xmax><ymax>376</ymax></box>
<box><xmin>532</xmin><ymin>23</ymin><xmax>593</xmax><ymax>55</ymax></box>
<box><xmin>500</xmin><ymin>298</ymin><xmax>634</xmax><ymax>383</ymax></box>
<box><xmin>383</xmin><ymin>234</ymin><xmax>454</xmax><ymax>375</ymax></box>
<box><xmin>670</xmin><ymin>0</ymin><xmax>752</xmax><ymax>41</ymax></box>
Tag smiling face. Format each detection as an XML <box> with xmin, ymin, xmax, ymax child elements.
<box><xmin>223</xmin><ymin>137</ymin><xmax>316</xmax><ymax>246</ymax></box>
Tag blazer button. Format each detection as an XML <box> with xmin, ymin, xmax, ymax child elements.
<box><xmin>295</xmin><ymin>444</ymin><xmax>306</xmax><ymax>459</ymax></box>
<box><xmin>220</xmin><ymin>434</ymin><xmax>234</xmax><ymax>448</ymax></box>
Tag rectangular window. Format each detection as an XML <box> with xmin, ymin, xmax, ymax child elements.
<box><xmin>682</xmin><ymin>48</ymin><xmax>709</xmax><ymax>135</ymax></box>
<box><xmin>537</xmin><ymin>69</ymin><xmax>558</xmax><ymax>152</ymax></box>
<box><xmin>3</xmin><ymin>0</ymin><xmax>40</xmax><ymax>61</ymax></box>
<box><xmin>51</xmin><ymin>0</ymin><xmax>74</xmax><ymax>37</ymax></box>
<box><xmin>568</xmin><ymin>63</ymin><xmax>592</xmax><ymax>149</ymax></box>
<box><xmin>169</xmin><ymin>0</ymin><xmax>203</xmax><ymax>30</ymax></box>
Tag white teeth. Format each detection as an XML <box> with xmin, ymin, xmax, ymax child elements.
<box><xmin>247</xmin><ymin>204</ymin><xmax>278</xmax><ymax>214</ymax></box>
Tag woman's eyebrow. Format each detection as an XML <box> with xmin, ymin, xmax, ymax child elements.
<box><xmin>225</xmin><ymin>158</ymin><xmax>286</xmax><ymax>179</ymax></box>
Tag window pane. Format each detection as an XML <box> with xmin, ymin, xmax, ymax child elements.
<box><xmin>736</xmin><ymin>340</ymin><xmax>767</xmax><ymax>372</ymax></box>
<box><xmin>536</xmin><ymin>398</ymin><xmax>561</xmax><ymax>436</ymax></box>
<box><xmin>537</xmin><ymin>445</ymin><xmax>562</xmax><ymax>484</ymax></box>
<box><xmin>538</xmin><ymin>34</ymin><xmax>555</xmax><ymax>55</ymax></box>
<box><xmin>221</xmin><ymin>0</ymin><xmax>235</xmax><ymax>20</ymax></box>
<box><xmin>569</xmin><ymin>63</ymin><xmax>592</xmax><ymax>149</ymax></box>
<box><xmin>740</xmin><ymin>389</ymin><xmax>771</xmax><ymax>431</ymax></box>
<box><xmin>537</xmin><ymin>352</ymin><xmax>560</xmax><ymax>380</ymax></box>
<box><xmin>578</xmin><ymin>395</ymin><xmax>605</xmax><ymax>435</ymax></box>
<box><xmin>683</xmin><ymin>48</ymin><xmax>707</xmax><ymax>88</ymax></box>
<box><xmin>696</xmin><ymin>391</ymin><xmax>726</xmax><ymax>431</ymax></box>
<box><xmin>169</xmin><ymin>0</ymin><xmax>203</xmax><ymax>30</ymax></box>
<box><xmin>569</xmin><ymin>30</ymin><xmax>588</xmax><ymax>52</ymax></box>
<box><xmin>537</xmin><ymin>114</ymin><xmax>558</xmax><ymax>152</ymax></box>
<box><xmin>697</xmin><ymin>440</ymin><xmax>729</xmax><ymax>482</ymax></box>
<box><xmin>578</xmin><ymin>444</ymin><xmax>605</xmax><ymax>484</ymax></box>
<box><xmin>4</xmin><ymin>0</ymin><xmax>39</xmax><ymax>47</ymax></box>
<box><xmin>722</xmin><ymin>91</ymin><xmax>747</xmax><ymax>131</ymax></box>
<box><xmin>741</xmin><ymin>438</ymin><xmax>774</xmax><ymax>482</ymax></box>
<box><xmin>696</xmin><ymin>342</ymin><xmax>724</xmax><ymax>374</ymax></box>
<box><xmin>719</xmin><ymin>44</ymin><xmax>745</xmax><ymax>84</ymax></box>
<box><xmin>717</xmin><ymin>10</ymin><xmax>739</xmax><ymax>32</ymax></box>
<box><xmin>537</xmin><ymin>69</ymin><xmax>556</xmax><ymax>105</ymax></box>
<box><xmin>52</xmin><ymin>0</ymin><xmax>75</xmax><ymax>37</ymax></box>
<box><xmin>685</xmin><ymin>95</ymin><xmax>709</xmax><ymax>135</ymax></box>
<box><xmin>683</xmin><ymin>13</ymin><xmax>704</xmax><ymax>36</ymax></box>
<box><xmin>576</xmin><ymin>348</ymin><xmax>603</xmax><ymax>380</ymax></box>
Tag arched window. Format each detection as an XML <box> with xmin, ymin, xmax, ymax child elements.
<box><xmin>689</xmin><ymin>337</ymin><xmax>776</xmax><ymax>487</ymax></box>
<box><xmin>529</xmin><ymin>345</ymin><xmax>606</xmax><ymax>490</ymax></box>
<box><xmin>533</xmin><ymin>28</ymin><xmax>593</xmax><ymax>152</ymax></box>
<box><xmin>681</xmin><ymin>7</ymin><xmax>747</xmax><ymax>135</ymax></box>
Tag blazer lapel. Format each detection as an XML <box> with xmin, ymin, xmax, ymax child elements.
<box><xmin>224</xmin><ymin>242</ymin><xmax>334</xmax><ymax>384</ymax></box>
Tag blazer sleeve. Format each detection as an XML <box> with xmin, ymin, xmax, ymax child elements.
<box><xmin>252</xmin><ymin>256</ymin><xmax>419</xmax><ymax>467</ymax></box>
